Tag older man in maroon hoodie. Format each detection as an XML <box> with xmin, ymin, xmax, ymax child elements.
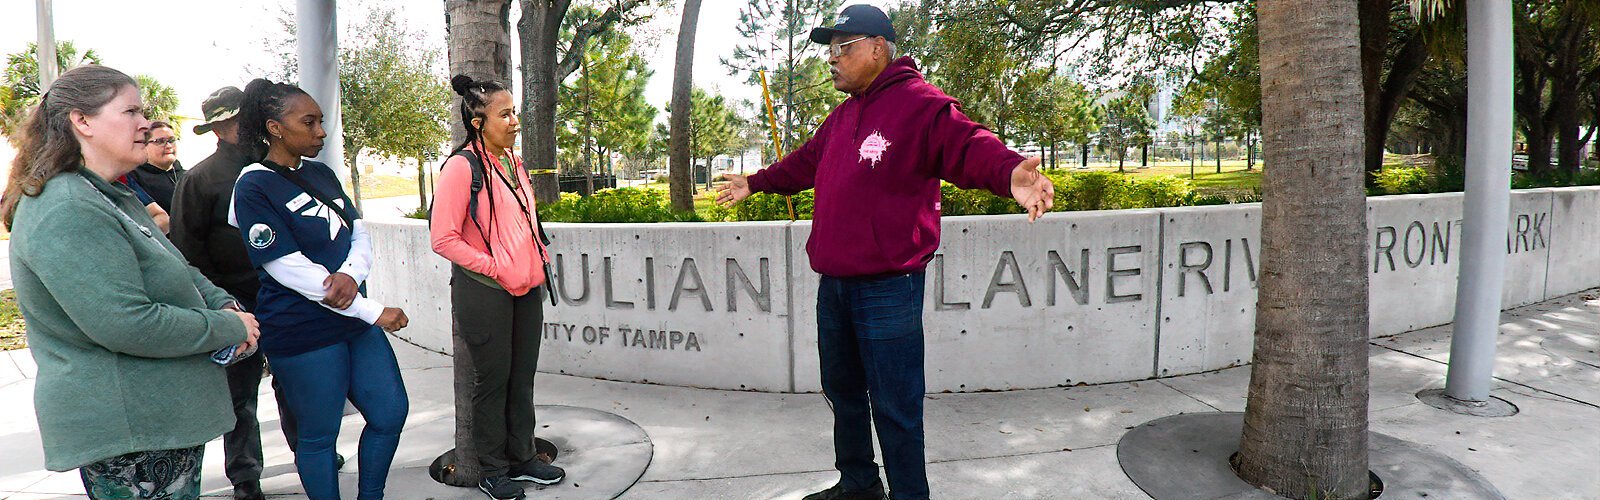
<box><xmin>718</xmin><ymin>6</ymin><xmax>1055</xmax><ymax>500</ymax></box>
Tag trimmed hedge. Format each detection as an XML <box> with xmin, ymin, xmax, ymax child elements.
<box><xmin>535</xmin><ymin>170</ymin><xmax>1218</xmax><ymax>223</ymax></box>
<box><xmin>415</xmin><ymin>164</ymin><xmax>1600</xmax><ymax>224</ymax></box>
<box><xmin>1376</xmin><ymin>166</ymin><xmax>1431</xmax><ymax>195</ymax></box>
<box><xmin>537</xmin><ymin>189</ymin><xmax>705</xmax><ymax>223</ymax></box>
<box><xmin>1372</xmin><ymin>160</ymin><xmax>1600</xmax><ymax>195</ymax></box>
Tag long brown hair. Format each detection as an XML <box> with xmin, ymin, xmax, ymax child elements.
<box><xmin>2</xmin><ymin>65</ymin><xmax>137</xmax><ymax>229</ymax></box>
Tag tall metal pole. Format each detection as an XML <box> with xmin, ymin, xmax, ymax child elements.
<box><xmin>1445</xmin><ymin>0</ymin><xmax>1514</xmax><ymax>403</ymax></box>
<box><xmin>297</xmin><ymin>0</ymin><xmax>348</xmax><ymax>208</ymax></box>
<box><xmin>35</xmin><ymin>0</ymin><xmax>57</xmax><ymax>91</ymax></box>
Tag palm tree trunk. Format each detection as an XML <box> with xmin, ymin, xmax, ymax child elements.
<box><xmin>445</xmin><ymin>0</ymin><xmax>514</xmax><ymax>147</ymax></box>
<box><xmin>519</xmin><ymin>0</ymin><xmax>566</xmax><ymax>205</ymax></box>
<box><xmin>1238</xmin><ymin>1</ymin><xmax>1371</xmax><ymax>499</ymax></box>
<box><xmin>441</xmin><ymin>0</ymin><xmax>513</xmax><ymax>483</ymax></box>
<box><xmin>668</xmin><ymin>0</ymin><xmax>704</xmax><ymax>212</ymax></box>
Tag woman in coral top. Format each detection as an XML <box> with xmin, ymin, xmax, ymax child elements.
<box><xmin>428</xmin><ymin>75</ymin><xmax>563</xmax><ymax>500</ymax></box>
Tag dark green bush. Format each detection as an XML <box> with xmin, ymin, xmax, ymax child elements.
<box><xmin>537</xmin><ymin>188</ymin><xmax>702</xmax><ymax>223</ymax></box>
<box><xmin>1575</xmin><ymin>168</ymin><xmax>1600</xmax><ymax>186</ymax></box>
<box><xmin>1429</xmin><ymin>156</ymin><xmax>1466</xmax><ymax>192</ymax></box>
<box><xmin>527</xmin><ymin>162</ymin><xmax>1597</xmax><ymax>224</ymax></box>
<box><xmin>1511</xmin><ymin>171</ymin><xmax>1555</xmax><ymax>189</ymax></box>
<box><xmin>721</xmin><ymin>191</ymin><xmax>815</xmax><ymax>221</ymax></box>
<box><xmin>940</xmin><ymin>183</ymin><xmax>1022</xmax><ymax>216</ymax></box>
<box><xmin>1125</xmin><ymin>175</ymin><xmax>1196</xmax><ymax>208</ymax></box>
<box><xmin>1231</xmin><ymin>188</ymin><xmax>1264</xmax><ymax>204</ymax></box>
<box><xmin>1057</xmin><ymin>170</ymin><xmax>1130</xmax><ymax>211</ymax></box>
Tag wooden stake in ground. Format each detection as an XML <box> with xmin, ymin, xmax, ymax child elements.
<box><xmin>759</xmin><ymin>70</ymin><xmax>796</xmax><ymax>221</ymax></box>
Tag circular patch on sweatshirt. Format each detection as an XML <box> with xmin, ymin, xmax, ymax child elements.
<box><xmin>248</xmin><ymin>223</ymin><xmax>276</xmax><ymax>249</ymax></box>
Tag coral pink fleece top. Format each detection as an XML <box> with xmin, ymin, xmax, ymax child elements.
<box><xmin>429</xmin><ymin>146</ymin><xmax>548</xmax><ymax>296</ymax></box>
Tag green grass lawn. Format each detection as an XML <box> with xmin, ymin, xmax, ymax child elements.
<box><xmin>351</xmin><ymin>174</ymin><xmax>422</xmax><ymax>200</ymax></box>
<box><xmin>0</xmin><ymin>290</ymin><xmax>26</xmax><ymax>351</ymax></box>
<box><xmin>1187</xmin><ymin>170</ymin><xmax>1263</xmax><ymax>192</ymax></box>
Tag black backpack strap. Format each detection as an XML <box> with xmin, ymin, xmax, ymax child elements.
<box><xmin>430</xmin><ymin>149</ymin><xmax>558</xmax><ymax>306</ymax></box>
<box><xmin>261</xmin><ymin>161</ymin><xmax>357</xmax><ymax>228</ymax></box>
<box><xmin>428</xmin><ymin>151</ymin><xmax>489</xmax><ymax>246</ymax></box>
<box><xmin>460</xmin><ymin>150</ymin><xmax>487</xmax><ymax>231</ymax></box>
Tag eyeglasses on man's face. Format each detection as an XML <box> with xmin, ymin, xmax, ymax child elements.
<box><xmin>146</xmin><ymin>137</ymin><xmax>178</xmax><ymax>147</ymax></box>
<box><xmin>829</xmin><ymin>36</ymin><xmax>871</xmax><ymax>58</ymax></box>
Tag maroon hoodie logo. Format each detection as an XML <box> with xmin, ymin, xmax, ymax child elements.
<box><xmin>859</xmin><ymin>131</ymin><xmax>892</xmax><ymax>168</ymax></box>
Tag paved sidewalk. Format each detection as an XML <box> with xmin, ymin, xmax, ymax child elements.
<box><xmin>0</xmin><ymin>291</ymin><xmax>1596</xmax><ymax>499</ymax></box>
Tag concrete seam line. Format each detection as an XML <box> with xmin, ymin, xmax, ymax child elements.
<box><xmin>1370</xmin><ymin>341</ymin><xmax>1600</xmax><ymax>410</ymax></box>
<box><xmin>785</xmin><ymin>221</ymin><xmax>797</xmax><ymax>394</ymax></box>
<box><xmin>635</xmin><ymin>442</ymin><xmax>1123</xmax><ymax>484</ymax></box>
<box><xmin>924</xmin><ymin>441</ymin><xmax>1119</xmax><ymax>464</ymax></box>
<box><xmin>1151</xmin><ymin>212</ymin><xmax>1166</xmax><ymax>378</ymax></box>
<box><xmin>1157</xmin><ymin>379</ymin><xmax>1221</xmax><ymax>412</ymax></box>
<box><xmin>3</xmin><ymin>351</ymin><xmax>20</xmax><ymax>376</ymax></box>
<box><xmin>1542</xmin><ymin>191</ymin><xmax>1553</xmax><ymax>301</ymax></box>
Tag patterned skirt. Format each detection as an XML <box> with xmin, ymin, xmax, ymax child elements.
<box><xmin>78</xmin><ymin>445</ymin><xmax>204</xmax><ymax>499</ymax></box>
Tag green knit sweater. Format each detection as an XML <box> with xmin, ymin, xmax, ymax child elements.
<box><xmin>10</xmin><ymin>169</ymin><xmax>246</xmax><ymax>471</ymax></box>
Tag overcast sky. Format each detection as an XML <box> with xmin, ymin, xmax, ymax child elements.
<box><xmin>1</xmin><ymin>0</ymin><xmax>894</xmax><ymax>165</ymax></box>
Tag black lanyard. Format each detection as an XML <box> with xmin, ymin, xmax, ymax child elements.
<box><xmin>261</xmin><ymin>160</ymin><xmax>356</xmax><ymax>228</ymax></box>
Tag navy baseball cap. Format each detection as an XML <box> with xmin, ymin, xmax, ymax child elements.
<box><xmin>810</xmin><ymin>4</ymin><xmax>898</xmax><ymax>44</ymax></box>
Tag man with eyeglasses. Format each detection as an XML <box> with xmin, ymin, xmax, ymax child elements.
<box><xmin>130</xmin><ymin>120</ymin><xmax>185</xmax><ymax>212</ymax></box>
<box><xmin>716</xmin><ymin>5</ymin><xmax>1056</xmax><ymax>500</ymax></box>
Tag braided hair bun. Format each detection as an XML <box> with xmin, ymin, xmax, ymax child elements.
<box><xmin>451</xmin><ymin>75</ymin><xmax>476</xmax><ymax>97</ymax></box>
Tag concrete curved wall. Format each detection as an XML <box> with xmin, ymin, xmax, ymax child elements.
<box><xmin>367</xmin><ymin>186</ymin><xmax>1600</xmax><ymax>393</ymax></box>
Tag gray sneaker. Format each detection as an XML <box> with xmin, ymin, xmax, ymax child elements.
<box><xmin>478</xmin><ymin>475</ymin><xmax>525</xmax><ymax>499</ymax></box>
<box><xmin>507</xmin><ymin>460</ymin><xmax>565</xmax><ymax>485</ymax></box>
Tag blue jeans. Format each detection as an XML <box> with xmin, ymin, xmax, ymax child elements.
<box><xmin>267</xmin><ymin>327</ymin><xmax>409</xmax><ymax>500</ymax></box>
<box><xmin>817</xmin><ymin>273</ymin><xmax>929</xmax><ymax>500</ymax></box>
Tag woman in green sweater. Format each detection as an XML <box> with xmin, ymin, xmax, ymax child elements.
<box><xmin>1</xmin><ymin>65</ymin><xmax>261</xmax><ymax>499</ymax></box>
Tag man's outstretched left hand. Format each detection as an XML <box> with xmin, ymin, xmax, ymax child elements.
<box><xmin>1010</xmin><ymin>156</ymin><xmax>1055</xmax><ymax>222</ymax></box>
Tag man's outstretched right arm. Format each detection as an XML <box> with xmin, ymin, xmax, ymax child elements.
<box><xmin>746</xmin><ymin>119</ymin><xmax>831</xmax><ymax>195</ymax></box>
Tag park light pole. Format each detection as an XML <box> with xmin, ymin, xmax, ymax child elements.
<box><xmin>35</xmin><ymin>0</ymin><xmax>57</xmax><ymax>91</ymax></box>
<box><xmin>297</xmin><ymin>0</ymin><xmax>348</xmax><ymax>208</ymax></box>
<box><xmin>1444</xmin><ymin>0</ymin><xmax>1514</xmax><ymax>404</ymax></box>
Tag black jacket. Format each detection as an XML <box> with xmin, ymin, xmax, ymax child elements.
<box><xmin>127</xmin><ymin>161</ymin><xmax>184</xmax><ymax>212</ymax></box>
<box><xmin>170</xmin><ymin>141</ymin><xmax>260</xmax><ymax>309</ymax></box>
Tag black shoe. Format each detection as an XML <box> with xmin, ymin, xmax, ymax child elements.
<box><xmin>335</xmin><ymin>452</ymin><xmax>346</xmax><ymax>471</ymax></box>
<box><xmin>232</xmin><ymin>480</ymin><xmax>266</xmax><ymax>500</ymax></box>
<box><xmin>802</xmin><ymin>481</ymin><xmax>887</xmax><ymax>500</ymax></box>
<box><xmin>507</xmin><ymin>459</ymin><xmax>565</xmax><ymax>485</ymax></box>
<box><xmin>478</xmin><ymin>475</ymin><xmax>526</xmax><ymax>499</ymax></box>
